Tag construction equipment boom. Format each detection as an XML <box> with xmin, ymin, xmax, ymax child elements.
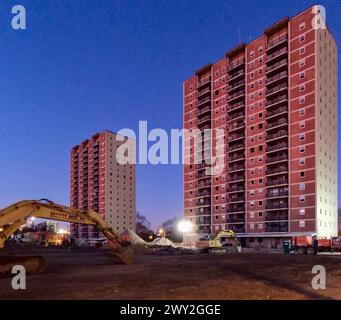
<box><xmin>0</xmin><ymin>199</ymin><xmax>134</xmax><ymax>273</ymax></box>
<box><xmin>197</xmin><ymin>229</ymin><xmax>241</xmax><ymax>253</ymax></box>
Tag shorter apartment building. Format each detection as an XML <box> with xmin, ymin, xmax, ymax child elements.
<box><xmin>70</xmin><ymin>130</ymin><xmax>136</xmax><ymax>238</ymax></box>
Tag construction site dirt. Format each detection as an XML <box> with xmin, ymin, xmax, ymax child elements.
<box><xmin>1</xmin><ymin>247</ymin><xmax>341</xmax><ymax>300</ymax></box>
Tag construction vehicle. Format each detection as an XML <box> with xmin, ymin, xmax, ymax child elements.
<box><xmin>196</xmin><ymin>230</ymin><xmax>241</xmax><ymax>253</ymax></box>
<box><xmin>290</xmin><ymin>235</ymin><xmax>341</xmax><ymax>254</ymax></box>
<box><xmin>0</xmin><ymin>199</ymin><xmax>134</xmax><ymax>274</ymax></box>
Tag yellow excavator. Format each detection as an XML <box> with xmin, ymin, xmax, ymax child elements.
<box><xmin>196</xmin><ymin>229</ymin><xmax>242</xmax><ymax>253</ymax></box>
<box><xmin>0</xmin><ymin>199</ymin><xmax>134</xmax><ymax>274</ymax></box>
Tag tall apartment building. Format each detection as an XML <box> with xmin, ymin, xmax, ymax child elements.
<box><xmin>70</xmin><ymin>130</ymin><xmax>136</xmax><ymax>238</ymax></box>
<box><xmin>184</xmin><ymin>5</ymin><xmax>338</xmax><ymax>248</ymax></box>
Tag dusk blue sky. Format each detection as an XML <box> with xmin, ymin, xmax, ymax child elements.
<box><xmin>0</xmin><ymin>0</ymin><xmax>340</xmax><ymax>229</ymax></box>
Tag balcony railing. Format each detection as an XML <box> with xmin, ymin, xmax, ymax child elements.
<box><xmin>197</xmin><ymin>105</ymin><xmax>210</xmax><ymax>116</ymax></box>
<box><xmin>266</xmin><ymin>84</ymin><xmax>288</xmax><ymax>96</ymax></box>
<box><xmin>228</xmin><ymin>164</ymin><xmax>245</xmax><ymax>172</ymax></box>
<box><xmin>228</xmin><ymin>90</ymin><xmax>245</xmax><ymax>101</ymax></box>
<box><xmin>266</xmin><ymin>95</ymin><xmax>288</xmax><ymax>107</ymax></box>
<box><xmin>228</xmin><ymin>196</ymin><xmax>245</xmax><ymax>203</ymax></box>
<box><xmin>266</xmin><ymin>130</ymin><xmax>288</xmax><ymax>141</ymax></box>
<box><xmin>266</xmin><ymin>154</ymin><xmax>288</xmax><ymax>164</ymax></box>
<box><xmin>227</xmin><ymin>58</ymin><xmax>245</xmax><ymax>71</ymax></box>
<box><xmin>228</xmin><ymin>69</ymin><xmax>245</xmax><ymax>82</ymax></box>
<box><xmin>196</xmin><ymin>190</ymin><xmax>210</xmax><ymax>197</ymax></box>
<box><xmin>265</xmin><ymin>211</ymin><xmax>288</xmax><ymax>221</ymax></box>
<box><xmin>227</xmin><ymin>80</ymin><xmax>245</xmax><ymax>92</ymax></box>
<box><xmin>266</xmin><ymin>59</ymin><xmax>288</xmax><ymax>73</ymax></box>
<box><xmin>197</xmin><ymin>115</ymin><xmax>211</xmax><ymax>125</ymax></box>
<box><xmin>227</xmin><ymin>217</ymin><xmax>245</xmax><ymax>223</ymax></box>
<box><xmin>229</xmin><ymin>122</ymin><xmax>244</xmax><ymax>132</ymax></box>
<box><xmin>266</xmin><ymin>47</ymin><xmax>288</xmax><ymax>63</ymax></box>
<box><xmin>266</xmin><ymin>142</ymin><xmax>288</xmax><ymax>153</ymax></box>
<box><xmin>228</xmin><ymin>101</ymin><xmax>244</xmax><ymax>111</ymax></box>
<box><xmin>227</xmin><ymin>205</ymin><xmax>245</xmax><ymax>213</ymax></box>
<box><xmin>228</xmin><ymin>153</ymin><xmax>244</xmax><ymax>162</ymax></box>
<box><xmin>229</xmin><ymin>174</ymin><xmax>244</xmax><ymax>182</ymax></box>
<box><xmin>228</xmin><ymin>133</ymin><xmax>244</xmax><ymax>142</ymax></box>
<box><xmin>265</xmin><ymin>222</ymin><xmax>288</xmax><ymax>232</ymax></box>
<box><xmin>198</xmin><ymin>77</ymin><xmax>211</xmax><ymax>87</ymax></box>
<box><xmin>228</xmin><ymin>111</ymin><xmax>245</xmax><ymax>121</ymax></box>
<box><xmin>267</xmin><ymin>34</ymin><xmax>288</xmax><ymax>50</ymax></box>
<box><xmin>228</xmin><ymin>143</ymin><xmax>244</xmax><ymax>152</ymax></box>
<box><xmin>266</xmin><ymin>165</ymin><xmax>288</xmax><ymax>175</ymax></box>
<box><xmin>227</xmin><ymin>185</ymin><xmax>245</xmax><ymax>193</ymax></box>
<box><xmin>266</xmin><ymin>190</ymin><xmax>289</xmax><ymax>198</ymax></box>
<box><xmin>266</xmin><ymin>202</ymin><xmax>288</xmax><ymax>209</ymax></box>
<box><xmin>197</xmin><ymin>97</ymin><xmax>210</xmax><ymax>107</ymax></box>
<box><xmin>197</xmin><ymin>87</ymin><xmax>211</xmax><ymax>97</ymax></box>
<box><xmin>266</xmin><ymin>71</ymin><xmax>288</xmax><ymax>85</ymax></box>
<box><xmin>266</xmin><ymin>177</ymin><xmax>288</xmax><ymax>186</ymax></box>
<box><xmin>196</xmin><ymin>200</ymin><xmax>211</xmax><ymax>206</ymax></box>
<box><xmin>266</xmin><ymin>118</ymin><xmax>287</xmax><ymax>130</ymax></box>
<box><xmin>266</xmin><ymin>106</ymin><xmax>288</xmax><ymax>118</ymax></box>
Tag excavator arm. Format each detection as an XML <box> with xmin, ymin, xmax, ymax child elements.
<box><xmin>0</xmin><ymin>199</ymin><xmax>133</xmax><ymax>265</ymax></box>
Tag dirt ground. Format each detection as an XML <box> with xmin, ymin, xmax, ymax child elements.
<box><xmin>1</xmin><ymin>247</ymin><xmax>341</xmax><ymax>300</ymax></box>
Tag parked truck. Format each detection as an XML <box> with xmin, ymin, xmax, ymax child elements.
<box><xmin>288</xmin><ymin>235</ymin><xmax>341</xmax><ymax>254</ymax></box>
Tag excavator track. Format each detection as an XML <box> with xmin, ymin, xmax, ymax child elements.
<box><xmin>0</xmin><ymin>256</ymin><xmax>46</xmax><ymax>276</ymax></box>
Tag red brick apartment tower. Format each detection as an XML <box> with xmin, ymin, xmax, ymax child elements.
<box><xmin>70</xmin><ymin>131</ymin><xmax>136</xmax><ymax>239</ymax></box>
<box><xmin>183</xmin><ymin>5</ymin><xmax>338</xmax><ymax>248</ymax></box>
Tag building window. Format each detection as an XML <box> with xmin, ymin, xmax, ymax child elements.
<box><xmin>299</xmin><ymin>133</ymin><xmax>305</xmax><ymax>141</ymax></box>
<box><xmin>299</xmin><ymin>183</ymin><xmax>305</xmax><ymax>191</ymax></box>
<box><xmin>299</xmin><ymin>121</ymin><xmax>305</xmax><ymax>129</ymax></box>
<box><xmin>299</xmin><ymin>209</ymin><xmax>305</xmax><ymax>215</ymax></box>
<box><xmin>250</xmin><ymin>51</ymin><xmax>255</xmax><ymax>57</ymax></box>
<box><xmin>299</xmin><ymin>108</ymin><xmax>305</xmax><ymax>116</ymax></box>
<box><xmin>250</xmin><ymin>223</ymin><xmax>254</xmax><ymax>229</ymax></box>
<box><xmin>299</xmin><ymin>158</ymin><xmax>305</xmax><ymax>165</ymax></box>
<box><xmin>299</xmin><ymin>220</ymin><xmax>305</xmax><ymax>228</ymax></box>
<box><xmin>299</xmin><ymin>146</ymin><xmax>305</xmax><ymax>153</ymax></box>
<box><xmin>258</xmin><ymin>223</ymin><xmax>263</xmax><ymax>229</ymax></box>
<box><xmin>299</xmin><ymin>72</ymin><xmax>305</xmax><ymax>79</ymax></box>
<box><xmin>300</xmin><ymin>171</ymin><xmax>305</xmax><ymax>178</ymax></box>
<box><xmin>250</xmin><ymin>201</ymin><xmax>255</xmax><ymax>207</ymax></box>
<box><xmin>299</xmin><ymin>35</ymin><xmax>305</xmax><ymax>43</ymax></box>
<box><xmin>258</xmin><ymin>46</ymin><xmax>263</xmax><ymax>53</ymax></box>
<box><xmin>299</xmin><ymin>84</ymin><xmax>305</xmax><ymax>92</ymax></box>
<box><xmin>299</xmin><ymin>97</ymin><xmax>305</xmax><ymax>104</ymax></box>
<box><xmin>299</xmin><ymin>47</ymin><xmax>305</xmax><ymax>55</ymax></box>
<box><xmin>299</xmin><ymin>22</ymin><xmax>305</xmax><ymax>31</ymax></box>
<box><xmin>299</xmin><ymin>59</ymin><xmax>305</xmax><ymax>67</ymax></box>
<box><xmin>299</xmin><ymin>195</ymin><xmax>305</xmax><ymax>203</ymax></box>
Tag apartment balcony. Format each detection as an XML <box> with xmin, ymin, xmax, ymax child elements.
<box><xmin>227</xmin><ymin>58</ymin><xmax>245</xmax><ymax>73</ymax></box>
<box><xmin>266</xmin><ymin>59</ymin><xmax>288</xmax><ymax>75</ymax></box>
<box><xmin>196</xmin><ymin>208</ymin><xmax>211</xmax><ymax>216</ymax></box>
<box><xmin>227</xmin><ymin>101</ymin><xmax>244</xmax><ymax>113</ymax></box>
<box><xmin>266</xmin><ymin>94</ymin><xmax>288</xmax><ymax>109</ymax></box>
<box><xmin>196</xmin><ymin>199</ymin><xmax>211</xmax><ymax>207</ymax></box>
<box><xmin>196</xmin><ymin>171</ymin><xmax>209</xmax><ymax>179</ymax></box>
<box><xmin>197</xmin><ymin>77</ymin><xmax>211</xmax><ymax>89</ymax></box>
<box><xmin>197</xmin><ymin>87</ymin><xmax>211</xmax><ymax>98</ymax></box>
<box><xmin>227</xmin><ymin>205</ymin><xmax>245</xmax><ymax>214</ymax></box>
<box><xmin>266</xmin><ymin>34</ymin><xmax>288</xmax><ymax>52</ymax></box>
<box><xmin>227</xmin><ymin>142</ymin><xmax>244</xmax><ymax>153</ymax></box>
<box><xmin>197</xmin><ymin>97</ymin><xmax>211</xmax><ymax>108</ymax></box>
<box><xmin>196</xmin><ymin>216</ymin><xmax>211</xmax><ymax>225</ymax></box>
<box><xmin>266</xmin><ymin>117</ymin><xmax>288</xmax><ymax>131</ymax></box>
<box><xmin>228</xmin><ymin>111</ymin><xmax>244</xmax><ymax>122</ymax></box>
<box><xmin>265</xmin><ymin>84</ymin><xmax>288</xmax><ymax>99</ymax></box>
<box><xmin>266</xmin><ymin>106</ymin><xmax>288</xmax><ymax>119</ymax></box>
<box><xmin>265</xmin><ymin>222</ymin><xmax>288</xmax><ymax>233</ymax></box>
<box><xmin>228</xmin><ymin>164</ymin><xmax>245</xmax><ymax>173</ymax></box>
<box><xmin>266</xmin><ymin>200</ymin><xmax>288</xmax><ymax>210</ymax></box>
<box><xmin>227</xmin><ymin>185</ymin><xmax>245</xmax><ymax>193</ymax></box>
<box><xmin>265</xmin><ymin>211</ymin><xmax>288</xmax><ymax>221</ymax></box>
<box><xmin>266</xmin><ymin>47</ymin><xmax>288</xmax><ymax>65</ymax></box>
<box><xmin>266</xmin><ymin>176</ymin><xmax>288</xmax><ymax>187</ymax></box>
<box><xmin>227</xmin><ymin>80</ymin><xmax>245</xmax><ymax>93</ymax></box>
<box><xmin>227</xmin><ymin>195</ymin><xmax>245</xmax><ymax>203</ymax></box>
<box><xmin>228</xmin><ymin>153</ymin><xmax>245</xmax><ymax>163</ymax></box>
<box><xmin>227</xmin><ymin>215</ymin><xmax>245</xmax><ymax>223</ymax></box>
<box><xmin>228</xmin><ymin>132</ymin><xmax>244</xmax><ymax>143</ymax></box>
<box><xmin>228</xmin><ymin>121</ymin><xmax>244</xmax><ymax>133</ymax></box>
<box><xmin>228</xmin><ymin>90</ymin><xmax>245</xmax><ymax>103</ymax></box>
<box><xmin>196</xmin><ymin>162</ymin><xmax>210</xmax><ymax>170</ymax></box>
<box><xmin>197</xmin><ymin>115</ymin><xmax>211</xmax><ymax>126</ymax></box>
<box><xmin>228</xmin><ymin>224</ymin><xmax>245</xmax><ymax>233</ymax></box>
<box><xmin>266</xmin><ymin>141</ymin><xmax>288</xmax><ymax>153</ymax></box>
<box><xmin>266</xmin><ymin>70</ymin><xmax>288</xmax><ymax>86</ymax></box>
<box><xmin>266</xmin><ymin>152</ymin><xmax>288</xmax><ymax>165</ymax></box>
<box><xmin>266</xmin><ymin>129</ymin><xmax>288</xmax><ymax>142</ymax></box>
<box><xmin>197</xmin><ymin>105</ymin><xmax>211</xmax><ymax>117</ymax></box>
<box><xmin>197</xmin><ymin>179</ymin><xmax>211</xmax><ymax>189</ymax></box>
<box><xmin>266</xmin><ymin>189</ymin><xmax>289</xmax><ymax>198</ymax></box>
<box><xmin>196</xmin><ymin>189</ymin><xmax>211</xmax><ymax>197</ymax></box>
<box><xmin>227</xmin><ymin>69</ymin><xmax>245</xmax><ymax>83</ymax></box>
<box><xmin>266</xmin><ymin>165</ymin><xmax>288</xmax><ymax>176</ymax></box>
<box><xmin>228</xmin><ymin>174</ymin><xmax>245</xmax><ymax>183</ymax></box>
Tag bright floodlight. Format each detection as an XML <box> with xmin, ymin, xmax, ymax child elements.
<box><xmin>178</xmin><ymin>220</ymin><xmax>192</xmax><ymax>233</ymax></box>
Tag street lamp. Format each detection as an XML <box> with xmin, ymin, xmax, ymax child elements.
<box><xmin>178</xmin><ymin>220</ymin><xmax>193</xmax><ymax>247</ymax></box>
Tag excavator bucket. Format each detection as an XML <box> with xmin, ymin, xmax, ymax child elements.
<box><xmin>104</xmin><ymin>247</ymin><xmax>134</xmax><ymax>265</ymax></box>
